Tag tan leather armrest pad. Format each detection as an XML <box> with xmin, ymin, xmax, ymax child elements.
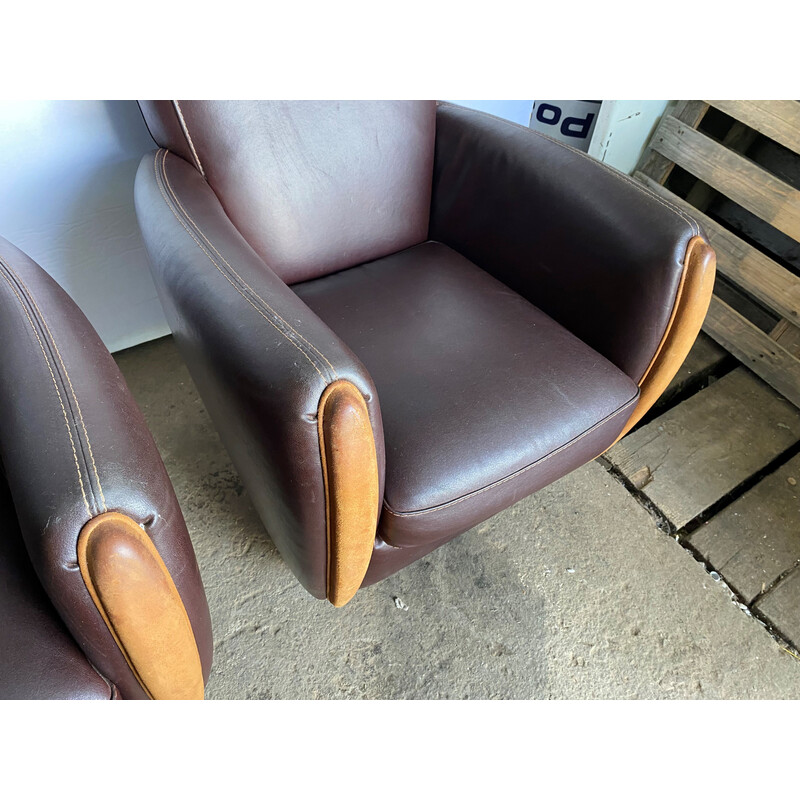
<box><xmin>614</xmin><ymin>236</ymin><xmax>716</xmax><ymax>441</ymax></box>
<box><xmin>318</xmin><ymin>381</ymin><xmax>380</xmax><ymax>607</ymax></box>
<box><xmin>78</xmin><ymin>512</ymin><xmax>204</xmax><ymax>699</ymax></box>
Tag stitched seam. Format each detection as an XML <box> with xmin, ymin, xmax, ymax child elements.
<box><xmin>383</xmin><ymin>391</ymin><xmax>639</xmax><ymax>518</ymax></box>
<box><xmin>17</xmin><ymin>275</ymin><xmax>107</xmax><ymax>513</ymax></box>
<box><xmin>0</xmin><ymin>259</ymin><xmax>91</xmax><ymax>517</ymax></box>
<box><xmin>152</xmin><ymin>151</ymin><xmax>330</xmax><ymax>384</ymax></box>
<box><xmin>159</xmin><ymin>150</ymin><xmax>338</xmax><ymax>378</ymax></box>
<box><xmin>172</xmin><ymin>101</ymin><xmax>206</xmax><ymax>178</ymax></box>
<box><xmin>155</xmin><ymin>150</ymin><xmax>331</xmax><ymax>382</ymax></box>
<box><xmin>162</xmin><ymin>151</ymin><xmax>339</xmax><ymax>378</ymax></box>
<box><xmin>438</xmin><ymin>102</ymin><xmax>700</xmax><ymax>237</ymax></box>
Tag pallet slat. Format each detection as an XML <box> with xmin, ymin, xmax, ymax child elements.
<box><xmin>634</xmin><ymin>170</ymin><xmax>800</xmax><ymax>323</ymax></box>
<box><xmin>684</xmin><ymin>122</ymin><xmax>759</xmax><ymax>211</ymax></box>
<box><xmin>706</xmin><ymin>100</ymin><xmax>800</xmax><ymax>157</ymax></box>
<box><xmin>771</xmin><ymin>318</ymin><xmax>800</xmax><ymax>358</ymax></box>
<box><xmin>650</xmin><ymin>114</ymin><xmax>800</xmax><ymax>242</ymax></box>
<box><xmin>637</xmin><ymin>101</ymin><xmax>710</xmax><ymax>185</ymax></box>
<box><xmin>703</xmin><ymin>295</ymin><xmax>800</xmax><ymax>408</ymax></box>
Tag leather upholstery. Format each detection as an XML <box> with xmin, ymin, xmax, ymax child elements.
<box><xmin>135</xmin><ymin>100</ymin><xmax>713</xmax><ymax>601</ymax></box>
<box><xmin>139</xmin><ymin>101</ymin><xmax>436</xmax><ymax>284</ymax></box>
<box><xmin>0</xmin><ymin>236</ymin><xmax>211</xmax><ymax>699</ymax></box>
<box><xmin>134</xmin><ymin>148</ymin><xmax>385</xmax><ymax>599</ymax></box>
<box><xmin>430</xmin><ymin>102</ymin><xmax>703</xmax><ymax>384</ymax></box>
<box><xmin>296</xmin><ymin>242</ymin><xmax>639</xmax><ymax>549</ymax></box>
<box><xmin>0</xmin><ymin>480</ymin><xmax>114</xmax><ymax>700</ymax></box>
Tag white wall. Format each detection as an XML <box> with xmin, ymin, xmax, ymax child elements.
<box><xmin>587</xmin><ymin>100</ymin><xmax>669</xmax><ymax>175</ymax></box>
<box><xmin>0</xmin><ymin>101</ymin><xmax>166</xmax><ymax>353</ymax></box>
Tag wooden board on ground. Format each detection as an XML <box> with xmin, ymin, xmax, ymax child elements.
<box><xmin>687</xmin><ymin>453</ymin><xmax>800</xmax><ymax>603</ymax></box>
<box><xmin>606</xmin><ymin>368</ymin><xmax>800</xmax><ymax>530</ymax></box>
<box><xmin>755</xmin><ymin>567</ymin><xmax>800</xmax><ymax>646</ymax></box>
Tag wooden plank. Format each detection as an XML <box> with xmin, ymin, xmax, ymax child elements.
<box><xmin>771</xmin><ymin>319</ymin><xmax>800</xmax><ymax>359</ymax></box>
<box><xmin>706</xmin><ymin>100</ymin><xmax>800</xmax><ymax>157</ymax></box>
<box><xmin>606</xmin><ymin>368</ymin><xmax>800</xmax><ymax>529</ymax></box>
<box><xmin>650</xmin><ymin>114</ymin><xmax>800</xmax><ymax>242</ymax></box>
<box><xmin>704</xmin><ymin>295</ymin><xmax>800</xmax><ymax>409</ymax></box>
<box><xmin>635</xmin><ymin>171</ymin><xmax>800</xmax><ymax>324</ymax></box>
<box><xmin>684</xmin><ymin>122</ymin><xmax>759</xmax><ymax>212</ymax></box>
<box><xmin>714</xmin><ymin>275</ymin><xmax>779</xmax><ymax>333</ymax></box>
<box><xmin>755</xmin><ymin>566</ymin><xmax>800</xmax><ymax>648</ymax></box>
<box><xmin>636</xmin><ymin>101</ymin><xmax>709</xmax><ymax>185</ymax></box>
<box><xmin>688</xmin><ymin>453</ymin><xmax>800</xmax><ymax>603</ymax></box>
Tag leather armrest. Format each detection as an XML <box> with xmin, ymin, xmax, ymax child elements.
<box><xmin>0</xmin><ymin>237</ymin><xmax>212</xmax><ymax>699</ymax></box>
<box><xmin>430</xmin><ymin>102</ymin><xmax>714</xmax><ymax>386</ymax></box>
<box><xmin>134</xmin><ymin>149</ymin><xmax>385</xmax><ymax>605</ymax></box>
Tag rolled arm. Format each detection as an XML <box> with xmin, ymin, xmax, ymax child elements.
<box><xmin>0</xmin><ymin>236</ymin><xmax>211</xmax><ymax>699</ymax></box>
<box><xmin>134</xmin><ymin>149</ymin><xmax>384</xmax><ymax>605</ymax></box>
<box><xmin>430</xmin><ymin>102</ymin><xmax>716</xmax><ymax>422</ymax></box>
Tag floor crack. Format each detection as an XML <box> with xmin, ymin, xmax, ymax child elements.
<box><xmin>748</xmin><ymin>559</ymin><xmax>800</xmax><ymax>607</ymax></box>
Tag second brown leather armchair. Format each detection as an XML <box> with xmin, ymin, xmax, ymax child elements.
<box><xmin>0</xmin><ymin>236</ymin><xmax>212</xmax><ymax>698</ymax></box>
<box><xmin>134</xmin><ymin>101</ymin><xmax>715</xmax><ymax>607</ymax></box>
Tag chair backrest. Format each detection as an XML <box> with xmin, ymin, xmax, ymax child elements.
<box><xmin>139</xmin><ymin>100</ymin><xmax>437</xmax><ymax>284</ymax></box>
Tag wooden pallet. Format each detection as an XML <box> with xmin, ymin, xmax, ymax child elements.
<box><xmin>635</xmin><ymin>100</ymin><xmax>800</xmax><ymax>408</ymax></box>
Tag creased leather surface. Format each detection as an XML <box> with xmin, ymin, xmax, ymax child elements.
<box><xmin>430</xmin><ymin>102</ymin><xmax>704</xmax><ymax>384</ymax></box>
<box><xmin>296</xmin><ymin>242</ymin><xmax>639</xmax><ymax>550</ymax></box>
<box><xmin>139</xmin><ymin>101</ymin><xmax>436</xmax><ymax>284</ymax></box>
<box><xmin>134</xmin><ymin>149</ymin><xmax>386</xmax><ymax>599</ymax></box>
<box><xmin>0</xmin><ymin>236</ymin><xmax>211</xmax><ymax>699</ymax></box>
<box><xmin>0</xmin><ymin>480</ymin><xmax>112</xmax><ymax>700</ymax></box>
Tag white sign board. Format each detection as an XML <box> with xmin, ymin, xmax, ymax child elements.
<box><xmin>529</xmin><ymin>100</ymin><xmax>601</xmax><ymax>152</ymax></box>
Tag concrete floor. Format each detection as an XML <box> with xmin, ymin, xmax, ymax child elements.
<box><xmin>116</xmin><ymin>336</ymin><xmax>800</xmax><ymax>699</ymax></box>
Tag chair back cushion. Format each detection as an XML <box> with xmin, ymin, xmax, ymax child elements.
<box><xmin>139</xmin><ymin>100</ymin><xmax>436</xmax><ymax>283</ymax></box>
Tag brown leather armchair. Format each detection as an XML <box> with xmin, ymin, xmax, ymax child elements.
<box><xmin>0</xmin><ymin>237</ymin><xmax>212</xmax><ymax>699</ymax></box>
<box><xmin>134</xmin><ymin>101</ymin><xmax>715</xmax><ymax>607</ymax></box>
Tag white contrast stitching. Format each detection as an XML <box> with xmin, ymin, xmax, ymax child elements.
<box><xmin>159</xmin><ymin>150</ymin><xmax>339</xmax><ymax>379</ymax></box>
<box><xmin>153</xmin><ymin>151</ymin><xmax>329</xmax><ymax>384</ymax></box>
<box><xmin>172</xmin><ymin>101</ymin><xmax>206</xmax><ymax>179</ymax></box>
<box><xmin>22</xmin><ymin>279</ymin><xmax>107</xmax><ymax>512</ymax></box>
<box><xmin>0</xmin><ymin>258</ymin><xmax>92</xmax><ymax>517</ymax></box>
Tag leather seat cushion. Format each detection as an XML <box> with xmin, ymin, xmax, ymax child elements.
<box><xmin>0</xmin><ymin>483</ymin><xmax>113</xmax><ymax>700</ymax></box>
<box><xmin>295</xmin><ymin>242</ymin><xmax>639</xmax><ymax>547</ymax></box>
